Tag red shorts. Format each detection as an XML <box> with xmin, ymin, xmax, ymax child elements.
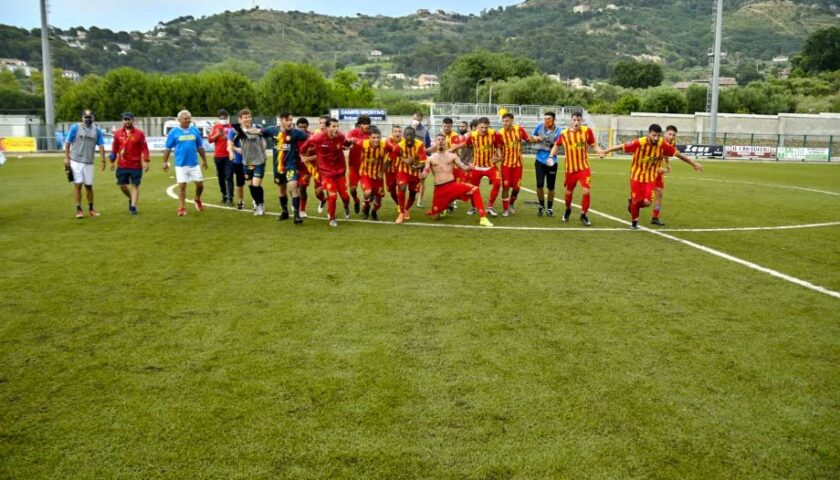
<box><xmin>655</xmin><ymin>174</ymin><xmax>665</xmax><ymax>189</ymax></box>
<box><xmin>360</xmin><ymin>175</ymin><xmax>384</xmax><ymax>195</ymax></box>
<box><xmin>297</xmin><ymin>162</ymin><xmax>311</xmax><ymax>187</ymax></box>
<box><xmin>501</xmin><ymin>165</ymin><xmax>523</xmax><ymax>190</ymax></box>
<box><xmin>630</xmin><ymin>180</ymin><xmax>656</xmax><ymax>204</ymax></box>
<box><xmin>454</xmin><ymin>167</ymin><xmax>468</xmax><ymax>183</ymax></box>
<box><xmin>321</xmin><ymin>174</ymin><xmax>348</xmax><ymax>195</ymax></box>
<box><xmin>565</xmin><ymin>168</ymin><xmax>591</xmax><ymax>190</ymax></box>
<box><xmin>348</xmin><ymin>161</ymin><xmax>361</xmax><ymax>188</ymax></box>
<box><xmin>396</xmin><ymin>171</ymin><xmax>421</xmax><ymax>192</ymax></box>
<box><xmin>386</xmin><ymin>170</ymin><xmax>398</xmax><ymax>190</ymax></box>
<box><xmin>470</xmin><ymin>167</ymin><xmax>499</xmax><ymax>186</ymax></box>
<box><xmin>429</xmin><ymin>181</ymin><xmax>476</xmax><ymax>215</ymax></box>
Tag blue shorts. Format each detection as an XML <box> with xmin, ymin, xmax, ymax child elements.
<box><xmin>273</xmin><ymin>158</ymin><xmax>292</xmax><ymax>185</ymax></box>
<box><xmin>244</xmin><ymin>163</ymin><xmax>265</xmax><ymax>180</ymax></box>
<box><xmin>116</xmin><ymin>167</ymin><xmax>142</xmax><ymax>186</ymax></box>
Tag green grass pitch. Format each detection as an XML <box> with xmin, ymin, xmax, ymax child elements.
<box><xmin>1</xmin><ymin>155</ymin><xmax>838</xmax><ymax>479</ymax></box>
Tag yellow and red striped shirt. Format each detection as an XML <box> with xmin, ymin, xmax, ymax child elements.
<box><xmin>499</xmin><ymin>125</ymin><xmax>530</xmax><ymax>167</ymax></box>
<box><xmin>391</xmin><ymin>138</ymin><xmax>427</xmax><ymax>177</ymax></box>
<box><xmin>358</xmin><ymin>139</ymin><xmax>389</xmax><ymax>179</ymax></box>
<box><xmin>623</xmin><ymin>137</ymin><xmax>677</xmax><ymax>183</ymax></box>
<box><xmin>555</xmin><ymin>126</ymin><xmax>596</xmax><ymax>173</ymax></box>
<box><xmin>443</xmin><ymin>131</ymin><xmax>461</xmax><ymax>149</ymax></box>
<box><xmin>465</xmin><ymin>129</ymin><xmax>502</xmax><ymax>168</ymax></box>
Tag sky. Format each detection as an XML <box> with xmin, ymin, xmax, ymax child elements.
<box><xmin>3</xmin><ymin>0</ymin><xmax>521</xmax><ymax>32</ymax></box>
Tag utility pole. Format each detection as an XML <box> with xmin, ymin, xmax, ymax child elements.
<box><xmin>709</xmin><ymin>0</ymin><xmax>723</xmax><ymax>144</ymax></box>
<box><xmin>40</xmin><ymin>0</ymin><xmax>56</xmax><ymax>148</ymax></box>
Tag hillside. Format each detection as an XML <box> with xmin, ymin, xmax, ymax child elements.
<box><xmin>1</xmin><ymin>0</ymin><xmax>838</xmax><ymax>80</ymax></box>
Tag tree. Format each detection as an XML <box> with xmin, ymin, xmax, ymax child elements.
<box><xmin>0</xmin><ymin>70</ymin><xmax>21</xmax><ymax>92</ymax></box>
<box><xmin>56</xmin><ymin>75</ymin><xmax>105</xmax><ymax>121</ymax></box>
<box><xmin>611</xmin><ymin>60</ymin><xmax>663</xmax><ymax>89</ymax></box>
<box><xmin>259</xmin><ymin>62</ymin><xmax>330</xmax><ymax>115</ymax></box>
<box><xmin>793</xmin><ymin>27</ymin><xmax>840</xmax><ymax>74</ymax></box>
<box><xmin>685</xmin><ymin>84</ymin><xmax>707</xmax><ymax>113</ymax></box>
<box><xmin>437</xmin><ymin>51</ymin><xmax>537</xmax><ymax>102</ymax></box>
<box><xmin>611</xmin><ymin>94</ymin><xmax>642</xmax><ymax>114</ymax></box>
<box><xmin>328</xmin><ymin>69</ymin><xmax>375</xmax><ymax>108</ymax></box>
<box><xmin>641</xmin><ymin>87</ymin><xmax>687</xmax><ymax>113</ymax></box>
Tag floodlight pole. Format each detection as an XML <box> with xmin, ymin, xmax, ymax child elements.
<box><xmin>40</xmin><ymin>0</ymin><xmax>56</xmax><ymax>148</ymax></box>
<box><xmin>709</xmin><ymin>0</ymin><xmax>723</xmax><ymax>144</ymax></box>
<box><xmin>476</xmin><ymin>77</ymin><xmax>491</xmax><ymax>105</ymax></box>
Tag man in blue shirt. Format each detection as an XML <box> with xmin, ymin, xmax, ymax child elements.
<box><xmin>64</xmin><ymin>109</ymin><xmax>106</xmax><ymax>218</ymax></box>
<box><xmin>531</xmin><ymin>111</ymin><xmax>562</xmax><ymax>217</ymax></box>
<box><xmin>227</xmin><ymin>127</ymin><xmax>246</xmax><ymax>210</ymax></box>
<box><xmin>162</xmin><ymin>110</ymin><xmax>208</xmax><ymax>216</ymax></box>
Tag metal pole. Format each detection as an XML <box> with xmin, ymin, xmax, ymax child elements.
<box><xmin>709</xmin><ymin>0</ymin><xmax>723</xmax><ymax>144</ymax></box>
<box><xmin>39</xmin><ymin>0</ymin><xmax>55</xmax><ymax>149</ymax></box>
<box><xmin>489</xmin><ymin>87</ymin><xmax>493</xmax><ymax>107</ymax></box>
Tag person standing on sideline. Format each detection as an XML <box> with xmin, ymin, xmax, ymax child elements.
<box><xmin>208</xmin><ymin>109</ymin><xmax>234</xmax><ymax>205</ymax></box>
<box><xmin>226</xmin><ymin>124</ymin><xmax>246</xmax><ymax>210</ymax></box>
<box><xmin>109</xmin><ymin>112</ymin><xmax>149</xmax><ymax>215</ymax></box>
<box><xmin>163</xmin><ymin>110</ymin><xmax>208</xmax><ymax>216</ymax></box>
<box><xmin>64</xmin><ymin>109</ymin><xmax>106</xmax><ymax>218</ymax></box>
<box><xmin>531</xmin><ymin>111</ymin><xmax>562</xmax><ymax>217</ymax></box>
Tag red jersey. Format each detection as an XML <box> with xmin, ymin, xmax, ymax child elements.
<box><xmin>208</xmin><ymin>123</ymin><xmax>232</xmax><ymax>158</ymax></box>
<box><xmin>301</xmin><ymin>131</ymin><xmax>348</xmax><ymax>179</ymax></box>
<box><xmin>390</xmin><ymin>138</ymin><xmax>427</xmax><ymax>177</ymax></box>
<box><xmin>499</xmin><ymin>125</ymin><xmax>530</xmax><ymax>168</ymax></box>
<box><xmin>357</xmin><ymin>139</ymin><xmax>390</xmax><ymax>179</ymax></box>
<box><xmin>555</xmin><ymin>126</ymin><xmax>596</xmax><ymax>173</ymax></box>
<box><xmin>111</xmin><ymin>127</ymin><xmax>149</xmax><ymax>169</ymax></box>
<box><xmin>623</xmin><ymin>137</ymin><xmax>677</xmax><ymax>183</ymax></box>
<box><xmin>442</xmin><ymin>131</ymin><xmax>461</xmax><ymax>149</ymax></box>
<box><xmin>347</xmin><ymin>127</ymin><xmax>371</xmax><ymax>166</ymax></box>
<box><xmin>465</xmin><ymin>130</ymin><xmax>502</xmax><ymax>168</ymax></box>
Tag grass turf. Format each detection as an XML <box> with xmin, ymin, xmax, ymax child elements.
<box><xmin>0</xmin><ymin>156</ymin><xmax>838</xmax><ymax>479</ymax></box>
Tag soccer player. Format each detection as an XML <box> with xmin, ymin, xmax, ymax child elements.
<box><xmin>64</xmin><ymin>109</ymin><xmax>106</xmax><ymax>218</ymax></box>
<box><xmin>651</xmin><ymin>125</ymin><xmax>678</xmax><ymax>226</ymax></box>
<box><xmin>440</xmin><ymin>117</ymin><xmax>465</xmax><ymax>181</ymax></box>
<box><xmin>163</xmin><ymin>110</ymin><xmax>208</xmax><ymax>216</ymax></box>
<box><xmin>354</xmin><ymin>127</ymin><xmax>391</xmax><ymax>221</ymax></box>
<box><xmin>230</xmin><ymin>109</ymin><xmax>268</xmax><ymax>216</ymax></box>
<box><xmin>208</xmin><ymin>109</ymin><xmax>234</xmax><ymax>205</ymax></box>
<box><xmin>532</xmin><ymin>111</ymin><xmax>562</xmax><ymax>216</ymax></box>
<box><xmin>498</xmin><ymin>112</ymin><xmax>536</xmax><ymax>217</ymax></box>
<box><xmin>407</xmin><ymin>112</ymin><xmax>432</xmax><ymax>207</ymax></box>
<box><xmin>299</xmin><ymin>118</ymin><xmax>351</xmax><ymax>227</ymax></box>
<box><xmin>449</xmin><ymin>117</ymin><xmax>502</xmax><ymax>217</ymax></box>
<box><xmin>384</xmin><ymin>125</ymin><xmax>403</xmax><ymax>206</ymax></box>
<box><xmin>260</xmin><ymin>112</ymin><xmax>309</xmax><ymax>224</ymax></box>
<box><xmin>226</xmin><ymin>123</ymin><xmax>246</xmax><ymax>210</ymax></box>
<box><xmin>296</xmin><ymin>117</ymin><xmax>321</xmax><ymax>218</ymax></box>
<box><xmin>390</xmin><ymin>126</ymin><xmax>428</xmax><ymax>224</ymax></box>
<box><xmin>347</xmin><ymin>115</ymin><xmax>372</xmax><ymax>214</ymax></box>
<box><xmin>548</xmin><ymin>111</ymin><xmax>605</xmax><ymax>226</ymax></box>
<box><xmin>109</xmin><ymin>112</ymin><xmax>149</xmax><ymax>215</ymax></box>
<box><xmin>601</xmin><ymin>124</ymin><xmax>703</xmax><ymax>229</ymax></box>
<box><xmin>422</xmin><ymin>134</ymin><xmax>493</xmax><ymax>227</ymax></box>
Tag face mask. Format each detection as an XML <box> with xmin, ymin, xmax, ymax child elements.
<box><xmin>411</xmin><ymin>120</ymin><xmax>420</xmax><ymax>127</ymax></box>
<box><xmin>84</xmin><ymin>118</ymin><xmax>93</xmax><ymax>127</ymax></box>
<box><xmin>219</xmin><ymin>118</ymin><xmax>229</xmax><ymax>125</ymax></box>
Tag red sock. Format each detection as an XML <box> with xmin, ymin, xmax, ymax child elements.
<box><xmin>471</xmin><ymin>188</ymin><xmax>487</xmax><ymax>217</ymax></box>
<box><xmin>630</xmin><ymin>200</ymin><xmax>641</xmax><ymax>220</ymax></box>
<box><xmin>502</xmin><ymin>198</ymin><xmax>510</xmax><ymax>211</ymax></box>
<box><xmin>341</xmin><ymin>193</ymin><xmax>350</xmax><ymax>209</ymax></box>
<box><xmin>389</xmin><ymin>186</ymin><xmax>398</xmax><ymax>204</ymax></box>
<box><xmin>328</xmin><ymin>193</ymin><xmax>337</xmax><ymax>220</ymax></box>
<box><xmin>489</xmin><ymin>180</ymin><xmax>500</xmax><ymax>205</ymax></box>
<box><xmin>397</xmin><ymin>189</ymin><xmax>406</xmax><ymax>213</ymax></box>
<box><xmin>582</xmin><ymin>193</ymin><xmax>590</xmax><ymax>214</ymax></box>
<box><xmin>564</xmin><ymin>191</ymin><xmax>572</xmax><ymax>209</ymax></box>
<box><xmin>300</xmin><ymin>194</ymin><xmax>307</xmax><ymax>212</ymax></box>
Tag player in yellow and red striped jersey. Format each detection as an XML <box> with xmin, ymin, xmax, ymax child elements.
<box><xmin>384</xmin><ymin>125</ymin><xmax>402</xmax><ymax>206</ymax></box>
<box><xmin>498</xmin><ymin>112</ymin><xmax>537</xmax><ymax>217</ymax></box>
<box><xmin>548</xmin><ymin>111</ymin><xmax>604</xmax><ymax>226</ymax></box>
<box><xmin>440</xmin><ymin>118</ymin><xmax>465</xmax><ymax>181</ymax></box>
<box><xmin>389</xmin><ymin>126</ymin><xmax>428</xmax><ymax>224</ymax></box>
<box><xmin>449</xmin><ymin>117</ymin><xmax>503</xmax><ymax>217</ymax></box>
<box><xmin>351</xmin><ymin>127</ymin><xmax>393</xmax><ymax>221</ymax></box>
<box><xmin>602</xmin><ymin>124</ymin><xmax>703</xmax><ymax>229</ymax></box>
<box><xmin>651</xmin><ymin>125</ymin><xmax>678</xmax><ymax>226</ymax></box>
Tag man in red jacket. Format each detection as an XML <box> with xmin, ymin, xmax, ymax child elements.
<box><xmin>300</xmin><ymin>118</ymin><xmax>351</xmax><ymax>227</ymax></box>
<box><xmin>109</xmin><ymin>112</ymin><xmax>150</xmax><ymax>215</ymax></box>
<box><xmin>208</xmin><ymin>109</ymin><xmax>234</xmax><ymax>205</ymax></box>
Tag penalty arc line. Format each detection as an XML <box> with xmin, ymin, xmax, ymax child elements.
<box><xmin>518</xmin><ymin>186</ymin><xmax>840</xmax><ymax>300</ymax></box>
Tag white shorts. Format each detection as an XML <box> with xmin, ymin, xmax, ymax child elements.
<box><xmin>70</xmin><ymin>160</ymin><xmax>94</xmax><ymax>186</ymax></box>
<box><xmin>175</xmin><ymin>165</ymin><xmax>203</xmax><ymax>183</ymax></box>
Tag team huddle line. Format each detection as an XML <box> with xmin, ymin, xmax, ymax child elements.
<box><xmin>63</xmin><ymin>108</ymin><xmax>703</xmax><ymax>229</ymax></box>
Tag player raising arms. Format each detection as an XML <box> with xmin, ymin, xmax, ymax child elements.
<box><xmin>498</xmin><ymin>112</ymin><xmax>536</xmax><ymax>217</ymax></box>
<box><xmin>422</xmin><ymin>134</ymin><xmax>493</xmax><ymax>227</ymax></box>
<box><xmin>548</xmin><ymin>111</ymin><xmax>605</xmax><ymax>226</ymax></box>
<box><xmin>449</xmin><ymin>117</ymin><xmax>502</xmax><ymax>217</ymax></box>
<box><xmin>390</xmin><ymin>126</ymin><xmax>428</xmax><ymax>224</ymax></box>
<box><xmin>651</xmin><ymin>125</ymin><xmax>678</xmax><ymax>226</ymax></box>
<box><xmin>346</xmin><ymin>115</ymin><xmax>372</xmax><ymax>214</ymax></box>
<box><xmin>601</xmin><ymin>124</ymin><xmax>703</xmax><ymax>229</ymax></box>
<box><xmin>299</xmin><ymin>118</ymin><xmax>351</xmax><ymax>227</ymax></box>
<box><xmin>354</xmin><ymin>127</ymin><xmax>391</xmax><ymax>221</ymax></box>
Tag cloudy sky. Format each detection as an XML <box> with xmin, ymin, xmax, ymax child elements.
<box><xmin>4</xmin><ymin>1</ymin><xmax>520</xmax><ymax>31</ymax></box>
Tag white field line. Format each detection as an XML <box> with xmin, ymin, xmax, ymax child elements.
<box><xmin>518</xmin><ymin>186</ymin><xmax>840</xmax><ymax>300</ymax></box>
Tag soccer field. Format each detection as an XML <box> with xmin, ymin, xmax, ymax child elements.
<box><xmin>1</xmin><ymin>155</ymin><xmax>838</xmax><ymax>479</ymax></box>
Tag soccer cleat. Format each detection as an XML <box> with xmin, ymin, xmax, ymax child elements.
<box><xmin>562</xmin><ymin>208</ymin><xmax>571</xmax><ymax>222</ymax></box>
<box><xmin>486</xmin><ymin>207</ymin><xmax>498</xmax><ymax>217</ymax></box>
<box><xmin>546</xmin><ymin>208</ymin><xmax>555</xmax><ymax>217</ymax></box>
<box><xmin>318</xmin><ymin>200</ymin><xmax>325</xmax><ymax>213</ymax></box>
<box><xmin>509</xmin><ymin>204</ymin><xmax>516</xmax><ymax>214</ymax></box>
<box><xmin>371</xmin><ymin>210</ymin><xmax>379</xmax><ymax>221</ymax></box>
<box><xmin>75</xmin><ymin>209</ymin><xmax>84</xmax><ymax>219</ymax></box>
<box><xmin>344</xmin><ymin>207</ymin><xmax>351</xmax><ymax>219</ymax></box>
<box><xmin>293</xmin><ymin>212</ymin><xmax>303</xmax><ymax>224</ymax></box>
<box><xmin>502</xmin><ymin>209</ymin><xmax>510</xmax><ymax>217</ymax></box>
<box><xmin>254</xmin><ymin>205</ymin><xmax>265</xmax><ymax>216</ymax></box>
<box><xmin>129</xmin><ymin>206</ymin><xmax>138</xmax><ymax>216</ymax></box>
<box><xmin>580</xmin><ymin>214</ymin><xmax>591</xmax><ymax>226</ymax></box>
<box><xmin>466</xmin><ymin>207</ymin><xmax>477</xmax><ymax>215</ymax></box>
<box><xmin>194</xmin><ymin>199</ymin><xmax>204</xmax><ymax>212</ymax></box>
<box><xmin>537</xmin><ymin>206</ymin><xmax>544</xmax><ymax>217</ymax></box>
<box><xmin>279</xmin><ymin>210</ymin><xmax>289</xmax><ymax>220</ymax></box>
<box><xmin>88</xmin><ymin>208</ymin><xmax>100</xmax><ymax>217</ymax></box>
<box><xmin>177</xmin><ymin>207</ymin><xmax>187</xmax><ymax>216</ymax></box>
<box><xmin>448</xmin><ymin>203</ymin><xmax>455</xmax><ymax>213</ymax></box>
<box><xmin>651</xmin><ymin>217</ymin><xmax>665</xmax><ymax>226</ymax></box>
<box><xmin>631</xmin><ymin>220</ymin><xmax>639</xmax><ymax>230</ymax></box>
<box><xmin>479</xmin><ymin>217</ymin><xmax>494</xmax><ymax>227</ymax></box>
<box><xmin>395</xmin><ymin>212</ymin><xmax>405</xmax><ymax>224</ymax></box>
<box><xmin>300</xmin><ymin>211</ymin><xmax>308</xmax><ymax>218</ymax></box>
<box><xmin>354</xmin><ymin>201</ymin><xmax>360</xmax><ymax>214</ymax></box>
<box><xmin>237</xmin><ymin>201</ymin><xmax>244</xmax><ymax>210</ymax></box>
<box><xmin>329</xmin><ymin>219</ymin><xmax>338</xmax><ymax>227</ymax></box>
